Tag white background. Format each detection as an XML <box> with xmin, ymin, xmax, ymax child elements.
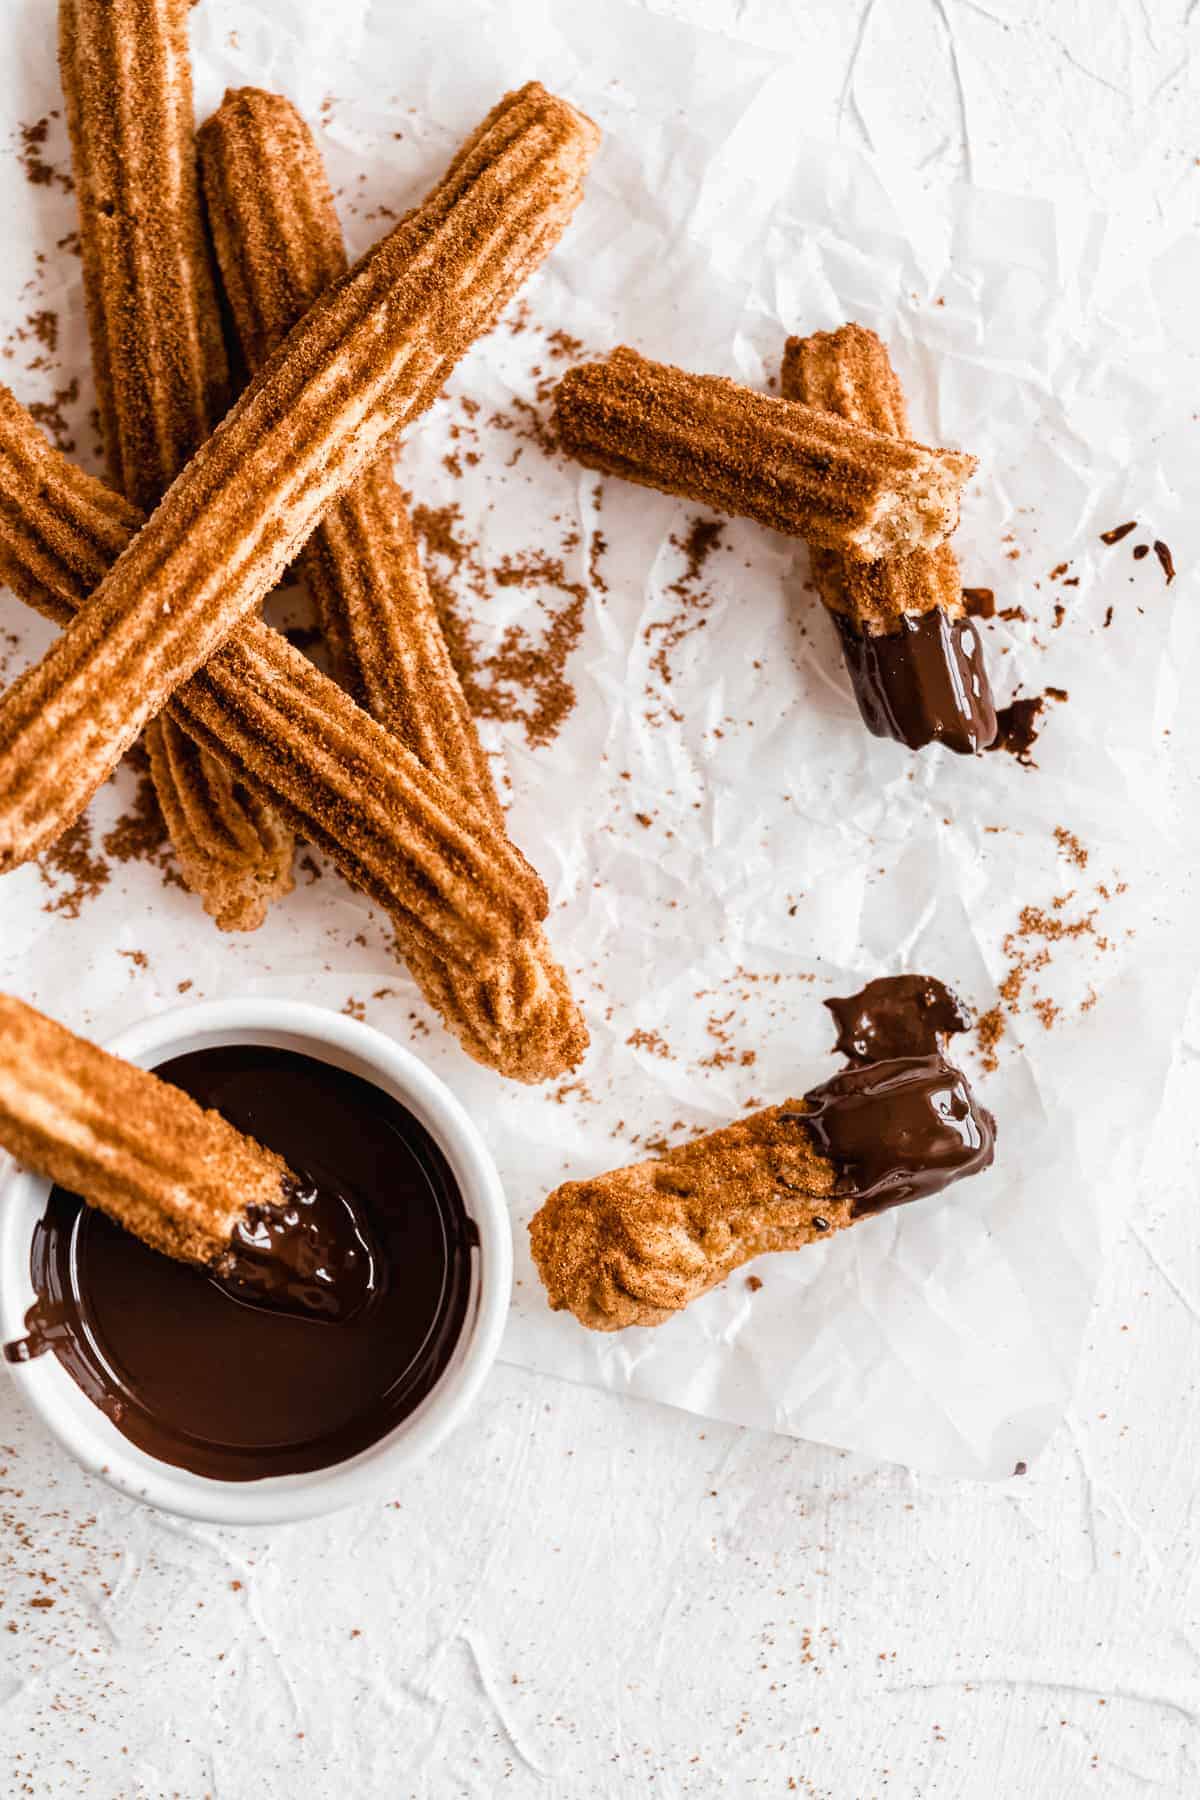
<box><xmin>2</xmin><ymin>0</ymin><xmax>1200</xmax><ymax>1794</ymax></box>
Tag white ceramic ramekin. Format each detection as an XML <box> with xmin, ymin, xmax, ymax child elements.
<box><xmin>0</xmin><ymin>998</ymin><xmax>512</xmax><ymax>1526</ymax></box>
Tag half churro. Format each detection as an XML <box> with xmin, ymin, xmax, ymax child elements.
<box><xmin>782</xmin><ymin>325</ymin><xmax>996</xmax><ymax>754</ymax></box>
<box><xmin>199</xmin><ymin>85</ymin><xmax>587</xmax><ymax>1082</ymax></box>
<box><xmin>530</xmin><ymin>974</ymin><xmax>995</xmax><ymax>1330</ymax></box>
<box><xmin>59</xmin><ymin>0</ymin><xmax>294</xmax><ymax>927</ymax></box>
<box><xmin>0</xmin><ymin>82</ymin><xmax>600</xmax><ymax>870</ymax></box>
<box><xmin>553</xmin><ymin>347</ymin><xmax>976</xmax><ymax>561</ymax></box>
<box><xmin>0</xmin><ymin>383</ymin><xmax>546</xmax><ymax>971</ymax></box>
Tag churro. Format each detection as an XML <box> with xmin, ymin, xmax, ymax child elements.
<box><xmin>0</xmin><ymin>991</ymin><xmax>289</xmax><ymax>1268</ymax></box>
<box><xmin>57</xmin><ymin>0</ymin><xmax>294</xmax><ymax>929</ymax></box>
<box><xmin>553</xmin><ymin>347</ymin><xmax>976</xmax><ymax>561</ymax></box>
<box><xmin>782</xmin><ymin>325</ymin><xmax>996</xmax><ymax>754</ymax></box>
<box><xmin>0</xmin><ymin>82</ymin><xmax>600</xmax><ymax>869</ymax></box>
<box><xmin>199</xmin><ymin>85</ymin><xmax>586</xmax><ymax>1081</ymax></box>
<box><xmin>531</xmin><ymin>974</ymin><xmax>995</xmax><ymax>1330</ymax></box>
<box><xmin>0</xmin><ymin>382</ymin><xmax>546</xmax><ymax>971</ymax></box>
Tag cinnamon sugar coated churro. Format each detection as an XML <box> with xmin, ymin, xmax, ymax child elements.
<box><xmin>782</xmin><ymin>325</ymin><xmax>996</xmax><ymax>755</ymax></box>
<box><xmin>0</xmin><ymin>384</ymin><xmax>546</xmax><ymax>971</ymax></box>
<box><xmin>531</xmin><ymin>975</ymin><xmax>995</xmax><ymax>1330</ymax></box>
<box><xmin>199</xmin><ymin>86</ymin><xmax>588</xmax><ymax>1081</ymax></box>
<box><xmin>0</xmin><ymin>993</ymin><xmax>289</xmax><ymax>1269</ymax></box>
<box><xmin>59</xmin><ymin>0</ymin><xmax>294</xmax><ymax>927</ymax></box>
<box><xmin>0</xmin><ymin>82</ymin><xmax>600</xmax><ymax>870</ymax></box>
<box><xmin>553</xmin><ymin>347</ymin><xmax>976</xmax><ymax>561</ymax></box>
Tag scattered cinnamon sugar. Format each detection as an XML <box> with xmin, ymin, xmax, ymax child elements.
<box><xmin>645</xmin><ymin>516</ymin><xmax>725</xmax><ymax>687</ymax></box>
<box><xmin>626</xmin><ymin>1027</ymin><xmax>673</xmax><ymax>1060</ymax></box>
<box><xmin>341</xmin><ymin>997</ymin><xmax>367</xmax><ymax>1022</ymax></box>
<box><xmin>1054</xmin><ymin>827</ymin><xmax>1088</xmax><ymax>869</ymax></box>
<box><xmin>745</xmin><ymin>1275</ymin><xmax>763</xmax><ymax>1293</ymax></box>
<box><xmin>103</xmin><ymin>772</ymin><xmax>168</xmax><ymax>866</ymax></box>
<box><xmin>27</xmin><ymin>379</ymin><xmax>80</xmax><ymax>453</ymax></box>
<box><xmin>975</xmin><ymin>1005</ymin><xmax>1005</xmax><ymax>1074</ymax></box>
<box><xmin>411</xmin><ymin>502</ymin><xmax>587</xmax><ymax>749</ymax></box>
<box><xmin>37</xmin><ymin>818</ymin><xmax>108</xmax><ymax>919</ymax></box>
<box><xmin>17</xmin><ymin>118</ymin><xmax>74</xmax><ymax>194</ymax></box>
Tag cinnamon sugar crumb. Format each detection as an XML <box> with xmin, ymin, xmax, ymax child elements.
<box><xmin>1054</xmin><ymin>827</ymin><xmax>1088</xmax><ymax>869</ymax></box>
<box><xmin>38</xmin><ymin>818</ymin><xmax>108</xmax><ymax>919</ymax></box>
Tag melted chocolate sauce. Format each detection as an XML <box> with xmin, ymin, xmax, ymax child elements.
<box><xmin>988</xmin><ymin>695</ymin><xmax>1044</xmax><ymax>765</ymax></box>
<box><xmin>216</xmin><ymin>1179</ymin><xmax>380</xmax><ymax>1324</ymax></box>
<box><xmin>4</xmin><ymin>1046</ymin><xmax>476</xmax><ymax>1482</ymax></box>
<box><xmin>798</xmin><ymin>1054</ymin><xmax>996</xmax><ymax>1216</ymax></box>
<box><xmin>835</xmin><ymin>609</ymin><xmax>998</xmax><ymax>755</ymax></box>
<box><xmin>825</xmin><ymin>974</ymin><xmax>970</xmax><ymax>1066</ymax></box>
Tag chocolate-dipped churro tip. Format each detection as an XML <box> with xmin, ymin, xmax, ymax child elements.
<box><xmin>834</xmin><ymin>609</ymin><xmax>998</xmax><ymax>756</ymax></box>
<box><xmin>554</xmin><ymin>346</ymin><xmax>976</xmax><ymax>561</ymax></box>
<box><xmin>795</xmin><ymin>1055</ymin><xmax>995</xmax><ymax>1218</ymax></box>
<box><xmin>782</xmin><ymin>323</ymin><xmax>997</xmax><ymax>755</ymax></box>
<box><xmin>0</xmin><ymin>995</ymin><xmax>373</xmax><ymax>1325</ymax></box>
<box><xmin>530</xmin><ymin>972</ymin><xmax>995</xmax><ymax>1330</ymax></box>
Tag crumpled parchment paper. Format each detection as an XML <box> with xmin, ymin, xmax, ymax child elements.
<box><xmin>0</xmin><ymin>0</ymin><xmax>1196</xmax><ymax>1478</ymax></box>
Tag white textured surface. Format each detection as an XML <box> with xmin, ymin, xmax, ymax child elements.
<box><xmin>2</xmin><ymin>1</ymin><xmax>1199</xmax><ymax>1794</ymax></box>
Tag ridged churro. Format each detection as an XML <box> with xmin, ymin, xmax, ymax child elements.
<box><xmin>531</xmin><ymin>1053</ymin><xmax>995</xmax><ymax>1331</ymax></box>
<box><xmin>553</xmin><ymin>347</ymin><xmax>976</xmax><ymax>561</ymax></box>
<box><xmin>0</xmin><ymin>82</ymin><xmax>600</xmax><ymax>870</ymax></box>
<box><xmin>199</xmin><ymin>86</ymin><xmax>586</xmax><ymax>1081</ymax></box>
<box><xmin>0</xmin><ymin>382</ymin><xmax>546</xmax><ymax>971</ymax></box>
<box><xmin>0</xmin><ymin>992</ymin><xmax>289</xmax><ymax>1268</ymax></box>
<box><xmin>59</xmin><ymin>0</ymin><xmax>294</xmax><ymax>927</ymax></box>
<box><xmin>782</xmin><ymin>325</ymin><xmax>996</xmax><ymax>754</ymax></box>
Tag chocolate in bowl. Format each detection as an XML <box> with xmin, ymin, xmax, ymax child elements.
<box><xmin>11</xmin><ymin>1044</ymin><xmax>476</xmax><ymax>1482</ymax></box>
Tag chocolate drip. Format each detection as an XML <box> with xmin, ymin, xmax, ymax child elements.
<box><xmin>798</xmin><ymin>1054</ymin><xmax>996</xmax><ymax>1216</ymax></box>
<box><xmin>825</xmin><ymin>974</ymin><xmax>970</xmax><ymax>1066</ymax></box>
<box><xmin>5</xmin><ymin>1046</ymin><xmax>475</xmax><ymax>1482</ymax></box>
<box><xmin>835</xmin><ymin>609</ymin><xmax>998</xmax><ymax>755</ymax></box>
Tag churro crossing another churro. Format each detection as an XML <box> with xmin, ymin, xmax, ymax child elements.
<box><xmin>198</xmin><ymin>86</ymin><xmax>587</xmax><ymax>1081</ymax></box>
<box><xmin>0</xmin><ymin>382</ymin><xmax>546</xmax><ymax>973</ymax></box>
<box><xmin>782</xmin><ymin>325</ymin><xmax>996</xmax><ymax>755</ymax></box>
<box><xmin>554</xmin><ymin>347</ymin><xmax>976</xmax><ymax>561</ymax></box>
<box><xmin>0</xmin><ymin>82</ymin><xmax>600</xmax><ymax>875</ymax></box>
<box><xmin>58</xmin><ymin>0</ymin><xmax>295</xmax><ymax>928</ymax></box>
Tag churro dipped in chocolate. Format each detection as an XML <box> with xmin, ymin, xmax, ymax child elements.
<box><xmin>0</xmin><ymin>383</ymin><xmax>545</xmax><ymax>971</ymax></box>
<box><xmin>0</xmin><ymin>994</ymin><xmax>376</xmax><ymax>1323</ymax></box>
<box><xmin>199</xmin><ymin>88</ymin><xmax>587</xmax><ymax>1082</ymax></box>
<box><xmin>782</xmin><ymin>326</ymin><xmax>996</xmax><ymax>755</ymax></box>
<box><xmin>59</xmin><ymin>0</ymin><xmax>294</xmax><ymax>928</ymax></box>
<box><xmin>0</xmin><ymin>82</ymin><xmax>599</xmax><ymax>871</ymax></box>
<box><xmin>554</xmin><ymin>347</ymin><xmax>976</xmax><ymax>561</ymax></box>
<box><xmin>531</xmin><ymin>975</ymin><xmax>995</xmax><ymax>1330</ymax></box>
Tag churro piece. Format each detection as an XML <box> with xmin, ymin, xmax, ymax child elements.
<box><xmin>0</xmin><ymin>992</ymin><xmax>288</xmax><ymax>1268</ymax></box>
<box><xmin>199</xmin><ymin>86</ymin><xmax>586</xmax><ymax>1082</ymax></box>
<box><xmin>782</xmin><ymin>325</ymin><xmax>996</xmax><ymax>755</ymax></box>
<box><xmin>531</xmin><ymin>1053</ymin><xmax>995</xmax><ymax>1331</ymax></box>
<box><xmin>0</xmin><ymin>82</ymin><xmax>599</xmax><ymax>870</ymax></box>
<box><xmin>553</xmin><ymin>347</ymin><xmax>976</xmax><ymax>561</ymax></box>
<box><xmin>58</xmin><ymin>0</ymin><xmax>294</xmax><ymax>929</ymax></box>
<box><xmin>0</xmin><ymin>383</ymin><xmax>545</xmax><ymax>970</ymax></box>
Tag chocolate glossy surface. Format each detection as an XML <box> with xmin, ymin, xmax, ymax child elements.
<box><xmin>836</xmin><ymin>609</ymin><xmax>997</xmax><ymax>755</ymax></box>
